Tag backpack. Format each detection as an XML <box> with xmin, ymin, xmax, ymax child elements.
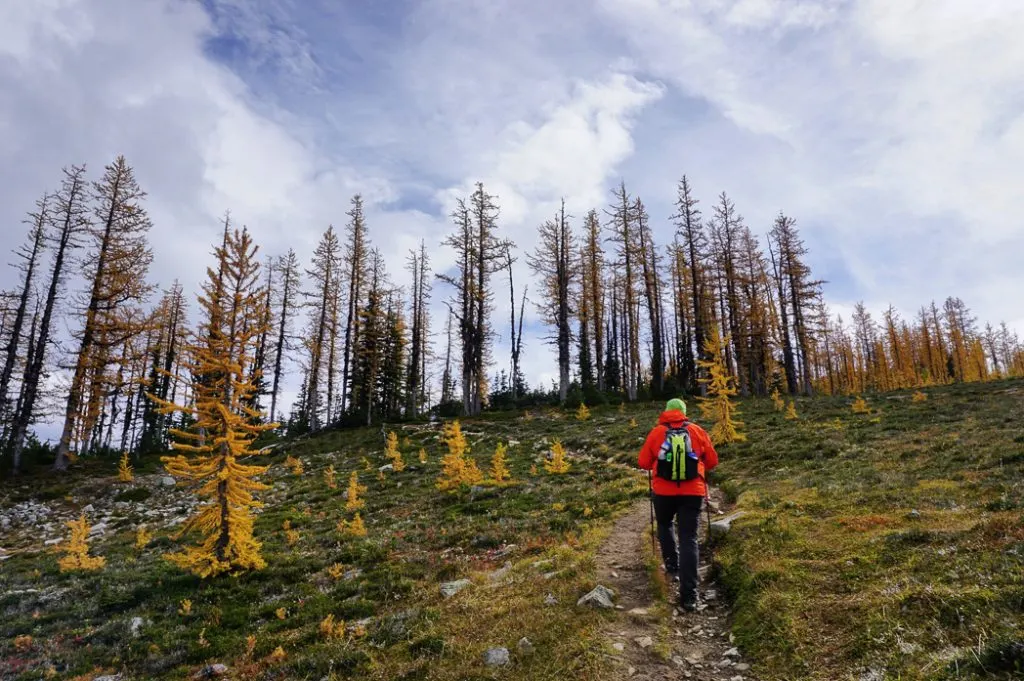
<box><xmin>656</xmin><ymin>422</ymin><xmax>700</xmax><ymax>483</ymax></box>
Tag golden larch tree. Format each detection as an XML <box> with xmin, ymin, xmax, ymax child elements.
<box><xmin>117</xmin><ymin>451</ymin><xmax>133</xmax><ymax>482</ymax></box>
<box><xmin>346</xmin><ymin>471</ymin><xmax>366</xmax><ymax>512</ymax></box>
<box><xmin>697</xmin><ymin>327</ymin><xmax>746</xmax><ymax>443</ymax></box>
<box><xmin>151</xmin><ymin>226</ymin><xmax>277</xmax><ymax>578</ymax></box>
<box><xmin>384</xmin><ymin>431</ymin><xmax>405</xmax><ymax>471</ymax></box>
<box><xmin>58</xmin><ymin>514</ymin><xmax>105</xmax><ymax>572</ymax></box>
<box><xmin>490</xmin><ymin>442</ymin><xmax>511</xmax><ymax>483</ymax></box>
<box><xmin>437</xmin><ymin>419</ymin><xmax>482</xmax><ymax>491</ymax></box>
<box><xmin>544</xmin><ymin>440</ymin><xmax>571</xmax><ymax>474</ymax></box>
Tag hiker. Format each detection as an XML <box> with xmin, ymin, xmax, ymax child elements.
<box><xmin>637</xmin><ymin>398</ymin><xmax>718</xmax><ymax>611</ymax></box>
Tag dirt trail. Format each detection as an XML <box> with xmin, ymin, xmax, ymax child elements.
<box><xmin>595</xmin><ymin>492</ymin><xmax>758</xmax><ymax>681</ymax></box>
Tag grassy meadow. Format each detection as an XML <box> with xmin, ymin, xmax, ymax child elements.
<box><xmin>1</xmin><ymin>378</ymin><xmax>1022</xmax><ymax>680</ymax></box>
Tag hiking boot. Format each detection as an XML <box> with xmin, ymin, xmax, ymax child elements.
<box><xmin>665</xmin><ymin>566</ymin><xmax>680</xmax><ymax>582</ymax></box>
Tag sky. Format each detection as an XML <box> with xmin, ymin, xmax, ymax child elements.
<box><xmin>2</xmin><ymin>0</ymin><xmax>1024</xmax><ymax>428</ymax></box>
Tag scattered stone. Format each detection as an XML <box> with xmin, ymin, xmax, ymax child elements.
<box><xmin>93</xmin><ymin>676</ymin><xmax>122</xmax><ymax>681</ymax></box>
<box><xmin>710</xmin><ymin>512</ymin><xmax>745</xmax><ymax>540</ymax></box>
<box><xmin>627</xmin><ymin>666</ymin><xmax>636</xmax><ymax>676</ymax></box>
<box><xmin>634</xmin><ymin>636</ymin><xmax>653</xmax><ymax>649</ymax></box>
<box><xmin>576</xmin><ymin>585</ymin><xmax>616</xmax><ymax>609</ymax></box>
<box><xmin>489</xmin><ymin>561</ymin><xmax>513</xmax><ymax>582</ymax></box>
<box><xmin>908</xmin><ymin>509</ymin><xmax>921</xmax><ymax>519</ymax></box>
<box><xmin>672</xmin><ymin>655</ymin><xmax>685</xmax><ymax>667</ymax></box>
<box><xmin>627</xmin><ymin>607</ymin><xmax>650</xmax><ymax>617</ymax></box>
<box><xmin>724</xmin><ymin>647</ymin><xmax>741</xmax><ymax>658</ymax></box>
<box><xmin>379</xmin><ymin>464</ymin><xmax>394</xmax><ymax>473</ymax></box>
<box><xmin>612</xmin><ymin>642</ymin><xmax>626</xmax><ymax>652</ymax></box>
<box><xmin>859</xmin><ymin>669</ymin><xmax>884</xmax><ymax>681</ymax></box>
<box><xmin>157</xmin><ymin>476</ymin><xmax>177</xmax><ymax>486</ymax></box>
<box><xmin>730</xmin><ymin>676</ymin><xmax>744</xmax><ymax>681</ymax></box>
<box><xmin>483</xmin><ymin>647</ymin><xmax>510</xmax><ymax>666</ymax></box>
<box><xmin>44</xmin><ymin>538</ymin><xmax>62</xmax><ymax>546</ymax></box>
<box><xmin>83</xmin><ymin>504</ymin><xmax>95</xmax><ymax>514</ymax></box>
<box><xmin>517</xmin><ymin>637</ymin><xmax>534</xmax><ymax>655</ymax></box>
<box><xmin>542</xmin><ymin>571</ymin><xmax>561</xmax><ymax>580</ymax></box>
<box><xmin>129</xmin><ymin>616</ymin><xmax>146</xmax><ymax>637</ymax></box>
<box><xmin>544</xmin><ymin>593</ymin><xmax>558</xmax><ymax>606</ymax></box>
<box><xmin>734</xmin><ymin>663</ymin><xmax>751</xmax><ymax>671</ymax></box>
<box><xmin>192</xmin><ymin>664</ymin><xmax>229</xmax><ymax>678</ymax></box>
<box><xmin>440</xmin><ymin>579</ymin><xmax>471</xmax><ymax>599</ymax></box>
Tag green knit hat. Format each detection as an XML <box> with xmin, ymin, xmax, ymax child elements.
<box><xmin>665</xmin><ymin>398</ymin><xmax>687</xmax><ymax>414</ymax></box>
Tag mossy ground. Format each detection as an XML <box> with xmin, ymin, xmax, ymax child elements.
<box><xmin>3</xmin><ymin>380</ymin><xmax>1022</xmax><ymax>680</ymax></box>
<box><xmin>0</xmin><ymin>410</ymin><xmax>651</xmax><ymax>680</ymax></box>
<box><xmin>716</xmin><ymin>378</ymin><xmax>1024</xmax><ymax>680</ymax></box>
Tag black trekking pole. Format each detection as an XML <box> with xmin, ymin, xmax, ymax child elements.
<box><xmin>647</xmin><ymin>469</ymin><xmax>657</xmax><ymax>557</ymax></box>
<box><xmin>704</xmin><ymin>471</ymin><xmax>713</xmax><ymax>566</ymax></box>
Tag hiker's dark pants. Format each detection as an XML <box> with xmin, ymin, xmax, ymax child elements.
<box><xmin>653</xmin><ymin>494</ymin><xmax>703</xmax><ymax>604</ymax></box>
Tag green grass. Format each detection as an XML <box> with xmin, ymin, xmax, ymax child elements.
<box><xmin>716</xmin><ymin>378</ymin><xmax>1024</xmax><ymax>680</ymax></box>
<box><xmin>3</xmin><ymin>381</ymin><xmax>1022</xmax><ymax>680</ymax></box>
<box><xmin>0</xmin><ymin>409</ymin><xmax>650</xmax><ymax>680</ymax></box>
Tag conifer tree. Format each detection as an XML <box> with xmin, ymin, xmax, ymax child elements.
<box><xmin>0</xmin><ymin>197</ymin><xmax>49</xmax><ymax>435</ymax></box>
<box><xmin>152</xmin><ymin>226</ymin><xmax>276</xmax><ymax>578</ymax></box>
<box><xmin>269</xmin><ymin>249</ymin><xmax>301</xmax><ymax>423</ymax></box>
<box><xmin>54</xmin><ymin>157</ymin><xmax>154</xmax><ymax>470</ymax></box>
<box><xmin>490</xmin><ymin>442</ymin><xmax>511</xmax><ymax>483</ymax></box>
<box><xmin>340</xmin><ymin>196</ymin><xmax>369</xmax><ymax>415</ymax></box>
<box><xmin>58</xmin><ymin>514</ymin><xmax>106</xmax><ymax>572</ymax></box>
<box><xmin>437</xmin><ymin>419</ymin><xmax>482</xmax><ymax>490</ymax></box>
<box><xmin>544</xmin><ymin>440</ymin><xmax>571</xmax><ymax>474</ymax></box>
<box><xmin>384</xmin><ymin>431</ymin><xmax>405</xmax><ymax>472</ymax></box>
<box><xmin>581</xmin><ymin>209</ymin><xmax>606</xmax><ymax>392</ymax></box>
<box><xmin>696</xmin><ymin>327</ymin><xmax>745</xmax><ymax>443</ymax></box>
<box><xmin>406</xmin><ymin>241</ymin><xmax>432</xmax><ymax>417</ymax></box>
<box><xmin>606</xmin><ymin>183</ymin><xmax>641</xmax><ymax>400</ymax></box>
<box><xmin>345</xmin><ymin>471</ymin><xmax>366</xmax><ymax>512</ymax></box>
<box><xmin>671</xmin><ymin>176</ymin><xmax>707</xmax><ymax>393</ymax></box>
<box><xmin>635</xmin><ymin>198</ymin><xmax>666</xmax><ymax>395</ymax></box>
<box><xmin>528</xmin><ymin>200</ymin><xmax>576</xmax><ymax>403</ymax></box>
<box><xmin>302</xmin><ymin>225</ymin><xmax>342</xmax><ymax>430</ymax></box>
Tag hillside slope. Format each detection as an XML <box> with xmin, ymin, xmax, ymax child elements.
<box><xmin>2</xmin><ymin>380</ymin><xmax>1022</xmax><ymax>680</ymax></box>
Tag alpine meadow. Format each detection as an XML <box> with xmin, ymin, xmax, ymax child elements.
<box><xmin>2</xmin><ymin>2</ymin><xmax>1024</xmax><ymax>681</ymax></box>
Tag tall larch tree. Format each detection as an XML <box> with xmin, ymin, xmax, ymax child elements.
<box><xmin>438</xmin><ymin>183</ymin><xmax>509</xmax><ymax>415</ymax></box>
<box><xmin>502</xmin><ymin>243</ymin><xmax>527</xmax><ymax>400</ymax></box>
<box><xmin>580</xmin><ymin>209</ymin><xmax>606</xmax><ymax>392</ymax></box>
<box><xmin>340</xmin><ymin>195</ymin><xmax>369</xmax><ymax>416</ymax></box>
<box><xmin>406</xmin><ymin>241</ymin><xmax>432</xmax><ymax>417</ymax></box>
<box><xmin>154</xmin><ymin>225</ymin><xmax>275</xmax><ymax>577</ymax></box>
<box><xmin>635</xmin><ymin>197</ymin><xmax>666</xmax><ymax>395</ymax></box>
<box><xmin>302</xmin><ymin>225</ymin><xmax>341</xmax><ymax>430</ymax></box>
<box><xmin>268</xmin><ymin>248</ymin><xmax>301</xmax><ymax>423</ymax></box>
<box><xmin>137</xmin><ymin>283</ymin><xmax>188</xmax><ymax>455</ymax></box>
<box><xmin>605</xmin><ymin>183</ymin><xmax>641</xmax><ymax>400</ymax></box>
<box><xmin>527</xmin><ymin>200</ymin><xmax>575</xmax><ymax>403</ymax></box>
<box><xmin>672</xmin><ymin>176</ymin><xmax>709</xmax><ymax>393</ymax></box>
<box><xmin>7</xmin><ymin>166</ymin><xmax>89</xmax><ymax>471</ymax></box>
<box><xmin>0</xmin><ymin>196</ymin><xmax>49</xmax><ymax>434</ymax></box>
<box><xmin>54</xmin><ymin>156</ymin><xmax>154</xmax><ymax>470</ymax></box>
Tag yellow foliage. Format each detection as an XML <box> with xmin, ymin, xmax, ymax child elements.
<box><xmin>338</xmin><ymin>513</ymin><xmax>367</xmax><ymax>538</ymax></box>
<box><xmin>362</xmin><ymin>457</ymin><xmax>372</xmax><ymax>471</ymax></box>
<box><xmin>551</xmin><ymin>502</ymin><xmax>565</xmax><ymax>512</ymax></box>
<box><xmin>437</xmin><ymin>420</ymin><xmax>482</xmax><ymax>491</ymax></box>
<box><xmin>268</xmin><ymin>646</ymin><xmax>286</xmax><ymax>663</ymax></box>
<box><xmin>245</xmin><ymin>634</ymin><xmax>257</xmax><ymax>658</ymax></box>
<box><xmin>384</xmin><ymin>431</ymin><xmax>405</xmax><ymax>472</ymax></box>
<box><xmin>529</xmin><ymin>464</ymin><xmax>538</xmax><ymax>475</ymax></box>
<box><xmin>14</xmin><ymin>635</ymin><xmax>32</xmax><ymax>652</ymax></box>
<box><xmin>418</xmin><ymin>448</ymin><xmax>428</xmax><ymax>464</ymax></box>
<box><xmin>178</xmin><ymin>599</ymin><xmax>192</xmax><ymax>616</ymax></box>
<box><xmin>697</xmin><ymin>328</ymin><xmax>746</xmax><ymax>443</ymax></box>
<box><xmin>275</xmin><ymin>607</ymin><xmax>286</xmax><ymax>620</ymax></box>
<box><xmin>583</xmin><ymin>506</ymin><xmax>593</xmax><ymax>517</ymax></box>
<box><xmin>852</xmin><ymin>396</ymin><xmax>871</xmax><ymax>414</ymax></box>
<box><xmin>345</xmin><ymin>471</ymin><xmax>366</xmax><ymax>512</ymax></box>
<box><xmin>523</xmin><ymin>409</ymin><xmax>533</xmax><ymax>421</ymax></box>
<box><xmin>324</xmin><ymin>465</ymin><xmax>336</xmax><ymax>489</ymax></box>
<box><xmin>785</xmin><ymin>401</ymin><xmax>798</xmax><ymax>420</ymax></box>
<box><xmin>912</xmin><ymin>391</ymin><xmax>928</xmax><ymax>402</ymax></box>
<box><xmin>544</xmin><ymin>440</ymin><xmax>571</xmax><ymax>474</ymax></box>
<box><xmin>629</xmin><ymin>417</ymin><xmax>638</xmax><ymax>429</ymax></box>
<box><xmin>320</xmin><ymin>614</ymin><xmax>346</xmax><ymax>639</ymax></box>
<box><xmin>135</xmin><ymin>526</ymin><xmax>153</xmax><ymax>549</ymax></box>
<box><xmin>326</xmin><ymin>563</ymin><xmax>345</xmax><ymax>580</ymax></box>
<box><xmin>490</xmin><ymin>442</ymin><xmax>511</xmax><ymax>483</ymax></box>
<box><xmin>771</xmin><ymin>389</ymin><xmax>785</xmax><ymax>412</ymax></box>
<box><xmin>57</xmin><ymin>514</ymin><xmax>105</xmax><ymax>572</ymax></box>
<box><xmin>618</xmin><ymin>402</ymin><xmax>625</xmax><ymax>414</ymax></box>
<box><xmin>575</xmin><ymin>403</ymin><xmax>591</xmax><ymax>421</ymax></box>
<box><xmin>117</xmin><ymin>452</ymin><xmax>133</xmax><ymax>482</ymax></box>
<box><xmin>285</xmin><ymin>455</ymin><xmax>304</xmax><ymax>475</ymax></box>
<box><xmin>149</xmin><ymin>230</ymin><xmax>277</xmax><ymax>579</ymax></box>
<box><xmin>198</xmin><ymin>628</ymin><xmax>210</xmax><ymax>648</ymax></box>
<box><xmin>283</xmin><ymin>520</ymin><xmax>299</xmax><ymax>546</ymax></box>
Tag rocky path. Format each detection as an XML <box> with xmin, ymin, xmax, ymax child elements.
<box><xmin>595</xmin><ymin>493</ymin><xmax>758</xmax><ymax>681</ymax></box>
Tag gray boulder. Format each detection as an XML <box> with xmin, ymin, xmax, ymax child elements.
<box><xmin>484</xmin><ymin>647</ymin><xmax>511</xmax><ymax>666</ymax></box>
<box><xmin>576</xmin><ymin>584</ymin><xmax>616</xmax><ymax>609</ymax></box>
<box><xmin>440</xmin><ymin>579</ymin><xmax>471</xmax><ymax>599</ymax></box>
<box><xmin>710</xmin><ymin>512</ymin><xmax>746</xmax><ymax>540</ymax></box>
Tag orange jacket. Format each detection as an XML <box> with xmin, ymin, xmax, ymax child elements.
<box><xmin>637</xmin><ymin>409</ymin><xmax>719</xmax><ymax>497</ymax></box>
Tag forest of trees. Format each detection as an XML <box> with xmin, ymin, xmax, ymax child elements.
<box><xmin>2</xmin><ymin>157</ymin><xmax>1023</xmax><ymax>474</ymax></box>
